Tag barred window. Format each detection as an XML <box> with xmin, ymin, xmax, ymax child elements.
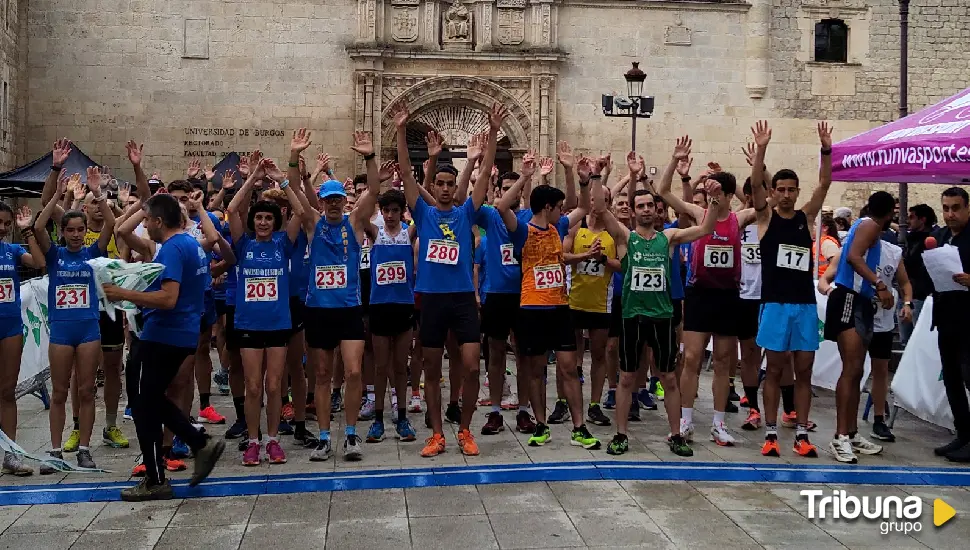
<box><xmin>815</xmin><ymin>19</ymin><xmax>849</xmax><ymax>63</ymax></box>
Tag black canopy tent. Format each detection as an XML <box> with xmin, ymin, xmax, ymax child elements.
<box><xmin>0</xmin><ymin>143</ymin><xmax>103</xmax><ymax>198</ymax></box>
<box><xmin>210</xmin><ymin>152</ymin><xmax>243</xmax><ymax>190</ymax></box>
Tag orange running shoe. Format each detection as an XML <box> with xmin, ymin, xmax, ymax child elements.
<box><xmin>198</xmin><ymin>405</ymin><xmax>227</xmax><ymax>424</ymax></box>
<box><xmin>781</xmin><ymin>411</ymin><xmax>797</xmax><ymax>429</ymax></box>
<box><xmin>457</xmin><ymin>429</ymin><xmax>480</xmax><ymax>456</ymax></box>
<box><xmin>741</xmin><ymin>410</ymin><xmax>762</xmax><ymax>431</ymax></box>
<box><xmin>420</xmin><ymin>433</ymin><xmax>446</xmax><ymax>457</ymax></box>
<box><xmin>793</xmin><ymin>436</ymin><xmax>819</xmax><ymax>457</ymax></box>
<box><xmin>132</xmin><ymin>463</ymin><xmax>146</xmax><ymax>476</ymax></box>
<box><xmin>761</xmin><ymin>437</ymin><xmax>781</xmax><ymax>457</ymax></box>
<box><xmin>165</xmin><ymin>457</ymin><xmax>187</xmax><ymax>472</ymax></box>
<box><xmin>739</xmin><ymin>395</ymin><xmax>749</xmax><ymax>407</ymax></box>
<box><xmin>281</xmin><ymin>403</ymin><xmax>295</xmax><ymax>422</ymax></box>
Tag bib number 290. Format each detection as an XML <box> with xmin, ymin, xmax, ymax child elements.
<box><xmin>533</xmin><ymin>265</ymin><xmax>564</xmax><ymax>290</ymax></box>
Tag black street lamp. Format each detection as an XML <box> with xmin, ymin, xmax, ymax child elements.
<box><xmin>897</xmin><ymin>0</ymin><xmax>910</xmax><ymax>239</ymax></box>
<box><xmin>602</xmin><ymin>62</ymin><xmax>655</xmax><ymax>152</ymax></box>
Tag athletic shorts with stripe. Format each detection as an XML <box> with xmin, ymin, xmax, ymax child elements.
<box><xmin>619</xmin><ymin>315</ymin><xmax>677</xmax><ymax>374</ymax></box>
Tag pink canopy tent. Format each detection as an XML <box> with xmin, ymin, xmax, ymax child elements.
<box><xmin>831</xmin><ymin>87</ymin><xmax>970</xmax><ymax>184</ymax></box>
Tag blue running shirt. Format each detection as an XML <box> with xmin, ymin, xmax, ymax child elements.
<box><xmin>46</xmin><ymin>243</ymin><xmax>102</xmax><ymax>322</ymax></box>
<box><xmin>307</xmin><ymin>215</ymin><xmax>361</xmax><ymax>308</ymax></box>
<box><xmin>834</xmin><ymin>217</ymin><xmax>882</xmax><ymax>298</ymax></box>
<box><xmin>370</xmin><ymin>225</ymin><xmax>415</xmax><ymax>305</ymax></box>
<box><xmin>475</xmin><ymin>206</ymin><xmax>534</xmax><ymax>294</ymax></box>
<box><xmin>141</xmin><ymin>233</ymin><xmax>208</xmax><ymax>348</ymax></box>
<box><xmin>234</xmin><ymin>232</ymin><xmax>294</xmax><ymax>331</ymax></box>
<box><xmin>0</xmin><ymin>242</ymin><xmax>26</xmax><ymax>320</ymax></box>
<box><xmin>413</xmin><ymin>197</ymin><xmax>478</xmax><ymax>293</ymax></box>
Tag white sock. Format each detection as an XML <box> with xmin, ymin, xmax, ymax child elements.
<box><xmin>249</xmin><ymin>438</ymin><xmax>260</xmax><ymax>446</ymax></box>
<box><xmin>267</xmin><ymin>436</ymin><xmax>278</xmax><ymax>443</ymax></box>
<box><xmin>713</xmin><ymin>411</ymin><xmax>725</xmax><ymax>427</ymax></box>
<box><xmin>681</xmin><ymin>408</ymin><xmax>693</xmax><ymax>425</ymax></box>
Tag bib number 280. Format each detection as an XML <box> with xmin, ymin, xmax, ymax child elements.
<box><xmin>426</xmin><ymin>239</ymin><xmax>459</xmax><ymax>265</ymax></box>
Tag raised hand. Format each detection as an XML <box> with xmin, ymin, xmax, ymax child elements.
<box><xmin>467</xmin><ymin>132</ymin><xmax>484</xmax><ymax>162</ymax></box>
<box><xmin>742</xmin><ymin>142</ymin><xmax>756</xmax><ymax>167</ymax></box>
<box><xmin>751</xmin><ymin>120</ymin><xmax>771</xmax><ymax>148</ymax></box>
<box><xmin>425</xmin><ymin>131</ymin><xmax>444</xmax><ymax>157</ymax></box>
<box><xmin>221</xmin><ymin>169</ymin><xmax>236</xmax><ymax>190</ymax></box>
<box><xmin>125</xmin><ymin>140</ymin><xmax>144</xmax><ymax>166</ymax></box>
<box><xmin>704</xmin><ymin>179</ymin><xmax>722</xmax><ymax>202</ymax></box>
<box><xmin>15</xmin><ymin>205</ymin><xmax>32</xmax><ymax>230</ymax></box>
<box><xmin>262</xmin><ymin>158</ymin><xmax>285</xmax><ymax>182</ymax></box>
<box><xmin>186</xmin><ymin>158</ymin><xmax>202</xmax><ymax>179</ymax></box>
<box><xmin>238</xmin><ymin>156</ymin><xmax>250</xmax><ymax>177</ymax></box>
<box><xmin>707</xmin><ymin>161</ymin><xmax>722</xmax><ymax>174</ymax></box>
<box><xmin>351</xmin><ymin>131</ymin><xmax>374</xmax><ymax>157</ymax></box>
<box><xmin>520</xmin><ymin>151</ymin><xmax>537</xmax><ymax>178</ymax></box>
<box><xmin>672</xmin><ymin>136</ymin><xmax>692</xmax><ymax>161</ymax></box>
<box><xmin>187</xmin><ymin>189</ymin><xmax>205</xmax><ymax>212</ymax></box>
<box><xmin>86</xmin><ymin>166</ymin><xmax>103</xmax><ymax>195</ymax></box>
<box><xmin>378</xmin><ymin>160</ymin><xmax>396</xmax><ymax>182</ymax></box>
<box><xmin>818</xmin><ymin>121</ymin><xmax>833</xmax><ymax>149</ymax></box>
<box><xmin>205</xmin><ymin>165</ymin><xmax>215</xmax><ymax>181</ymax></box>
<box><xmin>391</xmin><ymin>103</ymin><xmax>410</xmax><ymax>129</ymax></box>
<box><xmin>598</xmin><ymin>153</ymin><xmax>613</xmax><ymax>177</ymax></box>
<box><xmin>248</xmin><ymin>149</ymin><xmax>263</xmax><ymax>171</ymax></box>
<box><xmin>52</xmin><ymin>138</ymin><xmax>72</xmax><ymax>167</ymax></box>
<box><xmin>489</xmin><ymin>103</ymin><xmax>509</xmax><ymax>130</ymax></box>
<box><xmin>557</xmin><ymin>141</ymin><xmax>575</xmax><ymax>168</ymax></box>
<box><xmin>291</xmin><ymin>128</ymin><xmax>312</xmax><ymax>154</ymax></box>
<box><xmin>539</xmin><ymin>157</ymin><xmax>555</xmax><ymax>176</ymax></box>
<box><xmin>251</xmin><ymin>155</ymin><xmax>267</xmax><ymax>181</ymax></box>
<box><xmin>118</xmin><ymin>181</ymin><xmax>131</xmax><ymax>204</ymax></box>
<box><xmin>626</xmin><ymin>151</ymin><xmax>639</xmax><ymax>174</ymax></box>
<box><xmin>67</xmin><ymin>173</ymin><xmax>83</xmax><ymax>197</ymax></box>
<box><xmin>299</xmin><ymin>156</ymin><xmax>308</xmax><ymax>179</ymax></box>
<box><xmin>577</xmin><ymin>156</ymin><xmax>593</xmax><ymax>181</ymax></box>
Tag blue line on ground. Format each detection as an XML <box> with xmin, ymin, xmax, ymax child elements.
<box><xmin>1</xmin><ymin>460</ymin><xmax>967</xmax><ymax>506</ymax></box>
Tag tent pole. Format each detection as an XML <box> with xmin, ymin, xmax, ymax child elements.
<box><xmin>898</xmin><ymin>0</ymin><xmax>910</xmax><ymax>241</ymax></box>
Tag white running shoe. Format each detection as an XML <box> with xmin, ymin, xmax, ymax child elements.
<box><xmin>500</xmin><ymin>379</ymin><xmax>517</xmax><ymax>410</ymax></box>
<box><xmin>849</xmin><ymin>434</ymin><xmax>883</xmax><ymax>455</ymax></box>
<box><xmin>710</xmin><ymin>422</ymin><xmax>736</xmax><ymax>446</ymax></box>
<box><xmin>408</xmin><ymin>395</ymin><xmax>423</xmax><ymax>413</ymax></box>
<box><xmin>830</xmin><ymin>435</ymin><xmax>858</xmax><ymax>463</ymax></box>
<box><xmin>359</xmin><ymin>398</ymin><xmax>376</xmax><ymax>420</ymax></box>
<box><xmin>680</xmin><ymin>421</ymin><xmax>694</xmax><ymax>443</ymax></box>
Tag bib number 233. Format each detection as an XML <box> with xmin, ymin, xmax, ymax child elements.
<box><xmin>426</xmin><ymin>239</ymin><xmax>459</xmax><ymax>265</ymax></box>
<box><xmin>315</xmin><ymin>266</ymin><xmax>347</xmax><ymax>290</ymax></box>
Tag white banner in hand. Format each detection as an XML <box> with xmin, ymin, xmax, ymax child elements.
<box><xmin>17</xmin><ymin>277</ymin><xmax>50</xmax><ymax>397</ymax></box>
<box><xmin>891</xmin><ymin>296</ymin><xmax>957</xmax><ymax>430</ymax></box>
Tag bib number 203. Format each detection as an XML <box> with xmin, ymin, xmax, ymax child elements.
<box><xmin>245</xmin><ymin>278</ymin><xmax>278</xmax><ymax>302</ymax></box>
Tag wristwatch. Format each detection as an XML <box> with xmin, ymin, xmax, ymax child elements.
<box><xmin>904</xmin><ymin>301</ymin><xmax>913</xmax><ymax>308</ymax></box>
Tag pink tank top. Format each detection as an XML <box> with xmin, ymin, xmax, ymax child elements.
<box><xmin>688</xmin><ymin>210</ymin><xmax>741</xmax><ymax>289</ymax></box>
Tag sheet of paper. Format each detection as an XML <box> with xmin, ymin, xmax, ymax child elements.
<box><xmin>922</xmin><ymin>245</ymin><xmax>968</xmax><ymax>292</ymax></box>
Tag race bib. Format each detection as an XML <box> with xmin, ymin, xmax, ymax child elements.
<box><xmin>375</xmin><ymin>261</ymin><xmax>408</xmax><ymax>285</ymax></box>
<box><xmin>630</xmin><ymin>266</ymin><xmax>665</xmax><ymax>292</ymax></box>
<box><xmin>55</xmin><ymin>284</ymin><xmax>90</xmax><ymax>309</ymax></box>
<box><xmin>245</xmin><ymin>277</ymin><xmax>278</xmax><ymax>302</ymax></box>
<box><xmin>576</xmin><ymin>258</ymin><xmax>605</xmax><ymax>277</ymax></box>
<box><xmin>533</xmin><ymin>264</ymin><xmax>564</xmax><ymax>290</ymax></box>
<box><xmin>742</xmin><ymin>243</ymin><xmax>761</xmax><ymax>264</ymax></box>
<box><xmin>776</xmin><ymin>244</ymin><xmax>811</xmax><ymax>272</ymax></box>
<box><xmin>315</xmin><ymin>265</ymin><xmax>348</xmax><ymax>290</ymax></box>
<box><xmin>500</xmin><ymin>243</ymin><xmax>517</xmax><ymax>266</ymax></box>
<box><xmin>703</xmin><ymin>245</ymin><xmax>734</xmax><ymax>269</ymax></box>
<box><xmin>426</xmin><ymin>239</ymin><xmax>460</xmax><ymax>265</ymax></box>
<box><xmin>359</xmin><ymin>246</ymin><xmax>371</xmax><ymax>270</ymax></box>
<box><xmin>0</xmin><ymin>278</ymin><xmax>13</xmax><ymax>304</ymax></box>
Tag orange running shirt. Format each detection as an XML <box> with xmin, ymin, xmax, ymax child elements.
<box><xmin>519</xmin><ymin>220</ymin><xmax>569</xmax><ymax>307</ymax></box>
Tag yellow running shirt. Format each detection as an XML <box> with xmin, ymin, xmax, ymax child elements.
<box><xmin>84</xmin><ymin>228</ymin><xmax>120</xmax><ymax>259</ymax></box>
<box><xmin>568</xmin><ymin>228</ymin><xmax>615</xmax><ymax>313</ymax></box>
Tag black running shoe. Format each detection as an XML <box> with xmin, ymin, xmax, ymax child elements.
<box><xmin>547</xmin><ymin>399</ymin><xmax>569</xmax><ymax>424</ymax></box>
<box><xmin>445</xmin><ymin>403</ymin><xmax>462</xmax><ymax>424</ymax></box>
<box><xmin>870</xmin><ymin>421</ymin><xmax>896</xmax><ymax>442</ymax></box>
<box><xmin>586</xmin><ymin>404</ymin><xmax>611</xmax><ymax>427</ymax></box>
<box><xmin>225</xmin><ymin>418</ymin><xmax>247</xmax><ymax>439</ymax></box>
<box><xmin>725</xmin><ymin>401</ymin><xmax>739</xmax><ymax>414</ymax></box>
<box><xmin>728</xmin><ymin>386</ymin><xmax>741</xmax><ymax>402</ymax></box>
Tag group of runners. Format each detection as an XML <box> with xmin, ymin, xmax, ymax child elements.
<box><xmin>3</xmin><ymin>105</ymin><xmax>967</xmax><ymax>502</ymax></box>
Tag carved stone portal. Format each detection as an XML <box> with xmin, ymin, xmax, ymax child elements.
<box><xmin>442</xmin><ymin>0</ymin><xmax>473</xmax><ymax>50</ymax></box>
<box><xmin>392</xmin><ymin>7</ymin><xmax>419</xmax><ymax>42</ymax></box>
<box><xmin>497</xmin><ymin>8</ymin><xmax>525</xmax><ymax>46</ymax></box>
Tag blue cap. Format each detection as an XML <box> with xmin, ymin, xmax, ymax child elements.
<box><xmin>318</xmin><ymin>179</ymin><xmax>347</xmax><ymax>199</ymax></box>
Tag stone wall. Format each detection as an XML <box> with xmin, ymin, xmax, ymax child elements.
<box><xmin>0</xmin><ymin>0</ymin><xmax>27</xmax><ymax>171</ymax></box>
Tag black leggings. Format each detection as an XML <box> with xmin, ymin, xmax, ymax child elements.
<box><xmin>127</xmin><ymin>339</ymin><xmax>206</xmax><ymax>486</ymax></box>
<box><xmin>939</xmin><ymin>328</ymin><xmax>970</xmax><ymax>442</ymax></box>
<box><xmin>619</xmin><ymin>315</ymin><xmax>677</xmax><ymax>374</ymax></box>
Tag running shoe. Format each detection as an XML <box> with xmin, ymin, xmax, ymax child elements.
<box><xmin>306</xmin><ymin>401</ymin><xmax>318</xmax><ymax>421</ymax></box>
<box><xmin>294</xmin><ymin>427</ymin><xmax>317</xmax><ymax>448</ymax></box>
<box><xmin>132</xmin><ymin>462</ymin><xmax>146</xmax><ymax>476</ymax></box>
<box><xmin>189</xmin><ymin>437</ymin><xmax>226</xmax><ymax>488</ymax></box>
<box><xmin>481</xmin><ymin>412</ymin><xmax>504</xmax><ymax>435</ymax></box>
<box><xmin>680</xmin><ymin>421</ymin><xmax>695</xmax><ymax>443</ymax></box>
<box><xmin>421</xmin><ymin>433</ymin><xmax>447</xmax><ymax>457</ymax></box>
<box><xmin>121</xmin><ymin>479</ymin><xmax>174</xmax><ymax>502</ymax></box>
<box><xmin>477</xmin><ymin>397</ymin><xmax>493</xmax><ymax>407</ymax></box>
<box><xmin>628</xmin><ymin>407</ymin><xmax>641</xmax><ymax>422</ymax></box>
<box><xmin>165</xmin><ymin>457</ymin><xmax>187</xmax><ymax>471</ymax></box>
<box><xmin>528</xmin><ymin>424</ymin><xmax>551</xmax><ymax>447</ymax></box>
<box><xmin>871</xmin><ymin>421</ymin><xmax>896</xmax><ymax>442</ymax></box>
<box><xmin>934</xmin><ymin>438</ymin><xmax>969</xmax><ymax>456</ymax></box>
<box><xmin>76</xmin><ymin>449</ymin><xmax>96</xmax><ymax>469</ymax></box>
<box><xmin>516</xmin><ymin>410</ymin><xmax>536</xmax><ymax>434</ymax></box>
<box><xmin>710</xmin><ymin>422</ymin><xmax>736</xmax><ymax>446</ymax></box>
<box><xmin>359</xmin><ymin>398</ymin><xmax>376</xmax><ymax>421</ymax></box>
<box><xmin>830</xmin><ymin>435</ymin><xmax>858</xmax><ymax>464</ymax></box>
<box><xmin>725</xmin><ymin>401</ymin><xmax>739</xmax><ymax>414</ymax></box>
<box><xmin>63</xmin><ymin>429</ymin><xmax>80</xmax><ymax>453</ymax></box>
<box><xmin>281</xmin><ymin>403</ymin><xmax>295</xmax><ymax>422</ymax></box>
<box><xmin>728</xmin><ymin>386</ymin><xmax>741</xmax><ymax>402</ymax></box>
<box><xmin>266</xmin><ymin>439</ymin><xmax>287</xmax><ymax>464</ymax></box>
<box><xmin>781</xmin><ymin>411</ymin><xmax>797</xmax><ymax>428</ymax></box>
<box><xmin>849</xmin><ymin>434</ymin><xmax>883</xmax><ymax>455</ymax></box>
<box><xmin>39</xmin><ymin>450</ymin><xmax>63</xmax><ymax>475</ymax></box>
<box><xmin>331</xmin><ymin>390</ymin><xmax>343</xmax><ymax>413</ymax></box>
<box><xmin>668</xmin><ymin>434</ymin><xmax>693</xmax><ymax>457</ymax></box>
<box><xmin>739</xmin><ymin>395</ymin><xmax>749</xmax><ymax>407</ymax></box>
<box><xmin>457</xmin><ymin>429</ymin><xmax>480</xmax><ymax>456</ymax></box>
<box><xmin>638</xmin><ymin>389</ymin><xmax>657</xmax><ymax>411</ymax></box>
<box><xmin>654</xmin><ymin>381</ymin><xmax>665</xmax><ymax>401</ymax></box>
<box><xmin>123</xmin><ymin>406</ymin><xmax>133</xmax><ymax>421</ymax></box>
<box><xmin>198</xmin><ymin>405</ymin><xmax>226</xmax><ymax>424</ymax></box>
<box><xmin>278</xmin><ymin>420</ymin><xmax>294</xmax><ymax>436</ymax></box>
<box><xmin>761</xmin><ymin>435</ymin><xmax>781</xmax><ymax>457</ymax></box>
<box><xmin>344</xmin><ymin>435</ymin><xmax>363</xmax><ymax>460</ymax></box>
<box><xmin>408</xmin><ymin>395</ymin><xmax>423</xmax><ymax>413</ymax></box>
<box><xmin>603</xmin><ymin>389</ymin><xmax>616</xmax><ymax>410</ymax></box>
<box><xmin>225</xmin><ymin>418</ymin><xmax>247</xmax><ymax>439</ymax></box>
<box><xmin>310</xmin><ymin>438</ymin><xmax>333</xmax><ymax>461</ymax></box>
<box><xmin>445</xmin><ymin>403</ymin><xmax>462</xmax><ymax>424</ymax></box>
<box><xmin>606</xmin><ymin>434</ymin><xmax>629</xmax><ymax>456</ymax></box>
<box><xmin>366</xmin><ymin>420</ymin><xmax>386</xmax><ymax>442</ymax></box>
<box><xmin>586</xmin><ymin>404</ymin><xmax>611</xmax><ymax>427</ymax></box>
<box><xmin>102</xmin><ymin>426</ymin><xmax>130</xmax><ymax>448</ymax></box>
<box><xmin>96</xmin><ymin>368</ymin><xmax>105</xmax><ymax>388</ymax></box>
<box><xmin>793</xmin><ymin>435</ymin><xmax>819</xmax><ymax>457</ymax></box>
<box><xmin>570</xmin><ymin>425</ymin><xmax>601</xmax><ymax>450</ymax></box>
<box><xmin>214</xmin><ymin>369</ymin><xmax>230</xmax><ymax>395</ymax></box>
<box><xmin>242</xmin><ymin>441</ymin><xmax>261</xmax><ymax>466</ymax></box>
<box><xmin>741</xmin><ymin>410</ymin><xmax>762</xmax><ymax>431</ymax></box>
<box><xmin>547</xmin><ymin>399</ymin><xmax>569</xmax><ymax>424</ymax></box>
<box><xmin>1</xmin><ymin>452</ymin><xmax>33</xmax><ymax>476</ymax></box>
<box><xmin>170</xmin><ymin>437</ymin><xmax>190</xmax><ymax>459</ymax></box>
<box><xmin>500</xmin><ymin>379</ymin><xmax>517</xmax><ymax>410</ymax></box>
<box><xmin>396</xmin><ymin>418</ymin><xmax>417</xmax><ymax>441</ymax></box>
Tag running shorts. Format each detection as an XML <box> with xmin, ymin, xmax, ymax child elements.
<box><xmin>305</xmin><ymin>306</ymin><xmax>366</xmax><ymax>350</ymax></box>
<box><xmin>516</xmin><ymin>306</ymin><xmax>577</xmax><ymax>356</ymax></box>
<box><xmin>619</xmin><ymin>315</ymin><xmax>677</xmax><ymax>373</ymax></box>
<box><xmin>49</xmin><ymin>319</ymin><xmax>100</xmax><ymax>347</ymax></box>
<box><xmin>99</xmin><ymin>311</ymin><xmax>125</xmax><ymax>351</ymax></box>
<box><xmin>289</xmin><ymin>296</ymin><xmax>306</xmax><ymax>334</ymax></box>
<box><xmin>683</xmin><ymin>286</ymin><xmax>742</xmax><ymax>336</ymax></box>
<box><xmin>236</xmin><ymin>329</ymin><xmax>291</xmax><ymax>349</ymax></box>
<box><xmin>570</xmin><ymin>308</ymin><xmax>611</xmax><ymax>331</ymax></box>
<box><xmin>481</xmin><ymin>292</ymin><xmax>521</xmax><ymax>341</ymax></box>
<box><xmin>868</xmin><ymin>330</ymin><xmax>894</xmax><ymax>361</ymax></box>
<box><xmin>419</xmin><ymin>292</ymin><xmax>479</xmax><ymax>348</ymax></box>
<box><xmin>369</xmin><ymin>303</ymin><xmax>416</xmax><ymax>337</ymax></box>
<box><xmin>737</xmin><ymin>298</ymin><xmax>760</xmax><ymax>342</ymax></box>
<box><xmin>823</xmin><ymin>285</ymin><xmax>875</xmax><ymax>347</ymax></box>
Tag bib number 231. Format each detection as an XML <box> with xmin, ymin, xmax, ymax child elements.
<box><xmin>426</xmin><ymin>239</ymin><xmax>459</xmax><ymax>265</ymax></box>
<box><xmin>55</xmin><ymin>284</ymin><xmax>89</xmax><ymax>309</ymax></box>
<box><xmin>704</xmin><ymin>245</ymin><xmax>734</xmax><ymax>269</ymax></box>
<box><xmin>533</xmin><ymin>265</ymin><xmax>564</xmax><ymax>290</ymax></box>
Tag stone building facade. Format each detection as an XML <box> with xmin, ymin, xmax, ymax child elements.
<box><xmin>6</xmin><ymin>0</ymin><xmax>970</xmax><ymax>209</ymax></box>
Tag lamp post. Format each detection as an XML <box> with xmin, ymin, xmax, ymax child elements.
<box><xmin>602</xmin><ymin>62</ymin><xmax>655</xmax><ymax>152</ymax></box>
<box><xmin>898</xmin><ymin>0</ymin><xmax>910</xmax><ymax>239</ymax></box>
